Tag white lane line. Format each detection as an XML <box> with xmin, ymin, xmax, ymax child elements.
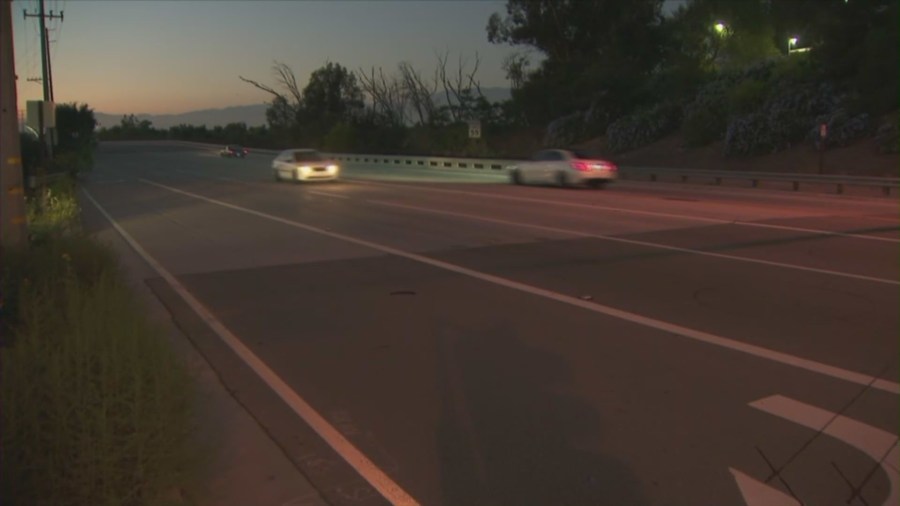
<box><xmin>349</xmin><ymin>179</ymin><xmax>900</xmax><ymax>243</ymax></box>
<box><xmin>307</xmin><ymin>190</ymin><xmax>351</xmax><ymax>199</ymax></box>
<box><xmin>139</xmin><ymin>178</ymin><xmax>900</xmax><ymax>396</ymax></box>
<box><xmin>369</xmin><ymin>200</ymin><xmax>898</xmax><ymax>286</ymax></box>
<box><xmin>81</xmin><ymin>188</ymin><xmax>420</xmax><ymax>506</ymax></box>
<box><xmin>750</xmin><ymin>395</ymin><xmax>899</xmax><ymax>506</ymax></box>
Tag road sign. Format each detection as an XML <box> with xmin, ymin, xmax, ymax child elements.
<box><xmin>468</xmin><ymin>120</ymin><xmax>481</xmax><ymax>139</ymax></box>
<box><xmin>26</xmin><ymin>100</ymin><xmax>54</xmax><ymax>131</ymax></box>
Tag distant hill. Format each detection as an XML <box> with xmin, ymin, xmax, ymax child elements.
<box><xmin>431</xmin><ymin>87</ymin><xmax>511</xmax><ymax>106</ymax></box>
<box><xmin>95</xmin><ymin>104</ymin><xmax>268</xmax><ymax>129</ymax></box>
<box><xmin>95</xmin><ymin>88</ymin><xmax>511</xmax><ymax>130</ymax></box>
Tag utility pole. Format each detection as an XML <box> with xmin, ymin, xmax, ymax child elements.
<box><xmin>23</xmin><ymin>0</ymin><xmax>62</xmax><ymax>156</ymax></box>
<box><xmin>23</xmin><ymin>0</ymin><xmax>62</xmax><ymax>102</ymax></box>
<box><xmin>44</xmin><ymin>27</ymin><xmax>53</xmax><ymax>101</ymax></box>
<box><xmin>1</xmin><ymin>0</ymin><xmax>28</xmax><ymax>248</ymax></box>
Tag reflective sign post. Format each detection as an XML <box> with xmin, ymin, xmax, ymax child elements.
<box><xmin>817</xmin><ymin>123</ymin><xmax>827</xmax><ymax>175</ymax></box>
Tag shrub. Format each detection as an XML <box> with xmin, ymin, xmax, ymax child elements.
<box><xmin>724</xmin><ymin>83</ymin><xmax>845</xmax><ymax>156</ymax></box>
<box><xmin>51</xmin><ymin>148</ymin><xmax>94</xmax><ymax>177</ymax></box>
<box><xmin>682</xmin><ymin>108</ymin><xmax>724</xmax><ymax>147</ymax></box>
<box><xmin>726</xmin><ymin>78</ymin><xmax>768</xmax><ymax>115</ymax></box>
<box><xmin>26</xmin><ymin>179</ymin><xmax>81</xmax><ymax>243</ymax></box>
<box><xmin>543</xmin><ymin>111</ymin><xmax>586</xmax><ymax>147</ymax></box>
<box><xmin>606</xmin><ymin>102</ymin><xmax>682</xmax><ymax>153</ymax></box>
<box><xmin>875</xmin><ymin>119</ymin><xmax>899</xmax><ymax>154</ymax></box>
<box><xmin>809</xmin><ymin>109</ymin><xmax>872</xmax><ymax>148</ymax></box>
<box><xmin>322</xmin><ymin>122</ymin><xmax>357</xmax><ymax>152</ymax></box>
<box><xmin>724</xmin><ymin>113</ymin><xmax>771</xmax><ymax>156</ymax></box>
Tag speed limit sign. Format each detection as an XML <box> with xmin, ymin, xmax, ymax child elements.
<box><xmin>468</xmin><ymin>120</ymin><xmax>481</xmax><ymax>139</ymax></box>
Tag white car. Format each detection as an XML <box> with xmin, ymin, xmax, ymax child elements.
<box><xmin>508</xmin><ymin>149</ymin><xmax>618</xmax><ymax>189</ymax></box>
<box><xmin>272</xmin><ymin>149</ymin><xmax>340</xmax><ymax>182</ymax></box>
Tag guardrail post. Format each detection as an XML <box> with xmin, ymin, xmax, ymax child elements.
<box><xmin>792</xmin><ymin>181</ymin><xmax>799</xmax><ymax>191</ymax></box>
<box><xmin>836</xmin><ymin>183</ymin><xmax>844</xmax><ymax>195</ymax></box>
<box><xmin>681</xmin><ymin>175</ymin><xmax>688</xmax><ymax>183</ymax></box>
<box><xmin>884</xmin><ymin>186</ymin><xmax>891</xmax><ymax>197</ymax></box>
<box><xmin>752</xmin><ymin>179</ymin><xmax>759</xmax><ymax>188</ymax></box>
<box><xmin>715</xmin><ymin>177</ymin><xmax>722</xmax><ymax>185</ymax></box>
<box><xmin>650</xmin><ymin>174</ymin><xmax>657</xmax><ymax>182</ymax></box>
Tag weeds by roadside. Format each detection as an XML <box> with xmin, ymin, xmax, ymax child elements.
<box><xmin>1</xmin><ymin>179</ymin><xmax>198</xmax><ymax>506</ymax></box>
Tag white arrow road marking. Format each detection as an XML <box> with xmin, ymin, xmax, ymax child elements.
<box><xmin>749</xmin><ymin>395</ymin><xmax>899</xmax><ymax>506</ymax></box>
<box><xmin>729</xmin><ymin>468</ymin><xmax>801</xmax><ymax>506</ymax></box>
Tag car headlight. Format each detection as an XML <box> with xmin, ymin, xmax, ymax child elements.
<box><xmin>327</xmin><ymin>164</ymin><xmax>338</xmax><ymax>172</ymax></box>
<box><xmin>298</xmin><ymin>165</ymin><xmax>310</xmax><ymax>172</ymax></box>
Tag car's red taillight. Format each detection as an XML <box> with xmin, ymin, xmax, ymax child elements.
<box><xmin>570</xmin><ymin>160</ymin><xmax>590</xmax><ymax>171</ymax></box>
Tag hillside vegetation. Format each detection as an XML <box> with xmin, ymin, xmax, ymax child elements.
<box><xmin>97</xmin><ymin>0</ymin><xmax>898</xmax><ymax>173</ymax></box>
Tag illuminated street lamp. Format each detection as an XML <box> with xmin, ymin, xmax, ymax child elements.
<box><xmin>714</xmin><ymin>22</ymin><xmax>727</xmax><ymax>35</ymax></box>
<box><xmin>788</xmin><ymin>36</ymin><xmax>798</xmax><ymax>54</ymax></box>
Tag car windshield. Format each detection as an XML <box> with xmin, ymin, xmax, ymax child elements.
<box><xmin>293</xmin><ymin>151</ymin><xmax>323</xmax><ymax>162</ymax></box>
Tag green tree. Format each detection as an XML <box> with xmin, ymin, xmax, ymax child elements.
<box><xmin>299</xmin><ymin>62</ymin><xmax>364</xmax><ymax>139</ymax></box>
<box><xmin>783</xmin><ymin>0</ymin><xmax>899</xmax><ymax>113</ymax></box>
<box><xmin>55</xmin><ymin>103</ymin><xmax>97</xmax><ymax>153</ymax></box>
<box><xmin>52</xmin><ymin>103</ymin><xmax>98</xmax><ymax>175</ymax></box>
<box><xmin>487</xmin><ymin>0</ymin><xmax>666</xmax><ymax>125</ymax></box>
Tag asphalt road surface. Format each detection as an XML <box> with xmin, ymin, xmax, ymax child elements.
<box><xmin>81</xmin><ymin>142</ymin><xmax>899</xmax><ymax>506</ymax></box>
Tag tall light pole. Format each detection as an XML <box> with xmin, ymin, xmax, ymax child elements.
<box><xmin>1</xmin><ymin>0</ymin><xmax>28</xmax><ymax>248</ymax></box>
<box><xmin>788</xmin><ymin>36</ymin><xmax>798</xmax><ymax>54</ymax></box>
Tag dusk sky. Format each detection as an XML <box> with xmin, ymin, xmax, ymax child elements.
<box><xmin>12</xmin><ymin>0</ymin><xmax>517</xmax><ymax>115</ymax></box>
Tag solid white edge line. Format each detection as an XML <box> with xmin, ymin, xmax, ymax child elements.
<box><xmin>137</xmin><ymin>178</ymin><xmax>900</xmax><ymax>396</ymax></box>
<box><xmin>350</xmin><ymin>179</ymin><xmax>900</xmax><ymax>244</ymax></box>
<box><xmin>368</xmin><ymin>199</ymin><xmax>899</xmax><ymax>286</ymax></box>
<box><xmin>750</xmin><ymin>395</ymin><xmax>899</xmax><ymax>506</ymax></box>
<box><xmin>81</xmin><ymin>188</ymin><xmax>420</xmax><ymax>506</ymax></box>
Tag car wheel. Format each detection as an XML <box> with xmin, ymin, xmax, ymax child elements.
<box><xmin>510</xmin><ymin>169</ymin><xmax>522</xmax><ymax>185</ymax></box>
<box><xmin>588</xmin><ymin>180</ymin><xmax>608</xmax><ymax>190</ymax></box>
<box><xmin>274</xmin><ymin>171</ymin><xmax>281</xmax><ymax>182</ymax></box>
<box><xmin>556</xmin><ymin>171</ymin><xmax>568</xmax><ymax>188</ymax></box>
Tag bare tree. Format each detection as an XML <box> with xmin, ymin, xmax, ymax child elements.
<box><xmin>397</xmin><ymin>61</ymin><xmax>439</xmax><ymax>126</ymax></box>
<box><xmin>356</xmin><ymin>66</ymin><xmax>408</xmax><ymax>126</ymax></box>
<box><xmin>435</xmin><ymin>50</ymin><xmax>485</xmax><ymax>122</ymax></box>
<box><xmin>239</xmin><ymin>61</ymin><xmax>304</xmax><ymax>109</ymax></box>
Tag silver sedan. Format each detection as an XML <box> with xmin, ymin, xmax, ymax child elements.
<box><xmin>508</xmin><ymin>149</ymin><xmax>618</xmax><ymax>188</ymax></box>
<box><xmin>272</xmin><ymin>149</ymin><xmax>340</xmax><ymax>182</ymax></box>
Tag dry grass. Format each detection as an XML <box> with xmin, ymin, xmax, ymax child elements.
<box><xmin>1</xmin><ymin>181</ymin><xmax>198</xmax><ymax>506</ymax></box>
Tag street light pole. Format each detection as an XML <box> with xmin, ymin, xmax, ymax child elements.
<box><xmin>788</xmin><ymin>36</ymin><xmax>798</xmax><ymax>54</ymax></box>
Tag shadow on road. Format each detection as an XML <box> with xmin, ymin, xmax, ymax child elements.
<box><xmin>434</xmin><ymin>319</ymin><xmax>646</xmax><ymax>505</ymax></box>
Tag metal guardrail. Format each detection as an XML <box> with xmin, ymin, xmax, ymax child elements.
<box><xmin>620</xmin><ymin>166</ymin><xmax>900</xmax><ymax>196</ymax></box>
<box><xmin>158</xmin><ymin>141</ymin><xmax>899</xmax><ymax>196</ymax></box>
<box><xmin>331</xmin><ymin>153</ymin><xmax>899</xmax><ymax>196</ymax></box>
<box><xmin>329</xmin><ymin>153</ymin><xmax>520</xmax><ymax>172</ymax></box>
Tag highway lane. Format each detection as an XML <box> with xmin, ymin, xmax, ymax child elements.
<box><xmin>83</xmin><ymin>142</ymin><xmax>899</xmax><ymax>506</ymax></box>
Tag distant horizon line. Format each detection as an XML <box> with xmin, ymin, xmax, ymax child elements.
<box><xmin>94</xmin><ymin>102</ymin><xmax>269</xmax><ymax>117</ymax></box>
